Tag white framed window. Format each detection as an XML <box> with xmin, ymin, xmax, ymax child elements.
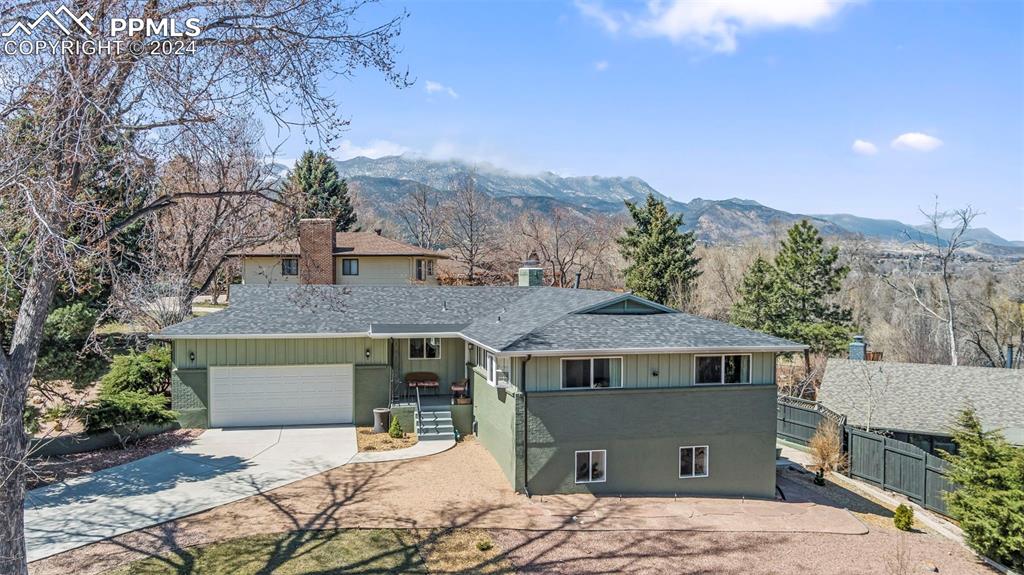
<box><xmin>281</xmin><ymin>258</ymin><xmax>298</xmax><ymax>276</ymax></box>
<box><xmin>679</xmin><ymin>445</ymin><xmax>709</xmax><ymax>478</ymax></box>
<box><xmin>415</xmin><ymin>258</ymin><xmax>430</xmax><ymax>281</ymax></box>
<box><xmin>694</xmin><ymin>354</ymin><xmax>751</xmax><ymax>385</ymax></box>
<box><xmin>409</xmin><ymin>337</ymin><xmax>441</xmax><ymax>360</ymax></box>
<box><xmin>341</xmin><ymin>258</ymin><xmax>359</xmax><ymax>276</ymax></box>
<box><xmin>427</xmin><ymin>259</ymin><xmax>434</xmax><ymax>276</ymax></box>
<box><xmin>575</xmin><ymin>450</ymin><xmax>607</xmax><ymax>484</ymax></box>
<box><xmin>485</xmin><ymin>352</ymin><xmax>497</xmax><ymax>385</ymax></box>
<box><xmin>561</xmin><ymin>357</ymin><xmax>622</xmax><ymax>389</ymax></box>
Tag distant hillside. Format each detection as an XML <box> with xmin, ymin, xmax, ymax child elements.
<box><xmin>333</xmin><ymin>155</ymin><xmax>1021</xmax><ymax>253</ymax></box>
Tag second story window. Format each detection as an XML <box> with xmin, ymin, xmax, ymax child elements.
<box><xmin>695</xmin><ymin>354</ymin><xmax>751</xmax><ymax>385</ymax></box>
<box><xmin>281</xmin><ymin>258</ymin><xmax>298</xmax><ymax>276</ymax></box>
<box><xmin>415</xmin><ymin>258</ymin><xmax>427</xmax><ymax>281</ymax></box>
<box><xmin>561</xmin><ymin>357</ymin><xmax>623</xmax><ymax>389</ymax></box>
<box><xmin>342</xmin><ymin>258</ymin><xmax>359</xmax><ymax>276</ymax></box>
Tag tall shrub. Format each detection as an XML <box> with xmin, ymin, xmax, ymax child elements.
<box><xmin>100</xmin><ymin>346</ymin><xmax>172</xmax><ymax>395</ymax></box>
<box><xmin>943</xmin><ymin>409</ymin><xmax>1024</xmax><ymax>569</ymax></box>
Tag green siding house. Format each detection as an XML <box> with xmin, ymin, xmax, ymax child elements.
<box><xmin>158</xmin><ymin>267</ymin><xmax>804</xmax><ymax>498</ymax></box>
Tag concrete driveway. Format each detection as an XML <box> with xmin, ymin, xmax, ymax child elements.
<box><xmin>24</xmin><ymin>425</ymin><xmax>357</xmax><ymax>562</ymax></box>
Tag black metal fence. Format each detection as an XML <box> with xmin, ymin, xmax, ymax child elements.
<box><xmin>777</xmin><ymin>396</ymin><xmax>956</xmax><ymax>519</ymax></box>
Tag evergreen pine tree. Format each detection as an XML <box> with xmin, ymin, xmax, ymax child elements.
<box><xmin>730</xmin><ymin>220</ymin><xmax>852</xmax><ymax>355</ymax></box>
<box><xmin>730</xmin><ymin>255</ymin><xmax>779</xmax><ymax>331</ymax></box>
<box><xmin>772</xmin><ymin>220</ymin><xmax>852</xmax><ymax>354</ymax></box>
<box><xmin>288</xmin><ymin>150</ymin><xmax>356</xmax><ymax>231</ymax></box>
<box><xmin>616</xmin><ymin>193</ymin><xmax>701</xmax><ymax>307</ymax></box>
<box><xmin>943</xmin><ymin>409</ymin><xmax>1024</xmax><ymax>570</ymax></box>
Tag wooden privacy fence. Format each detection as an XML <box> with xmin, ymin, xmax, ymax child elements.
<box><xmin>776</xmin><ymin>395</ymin><xmax>846</xmax><ymax>446</ymax></box>
<box><xmin>777</xmin><ymin>396</ymin><xmax>957</xmax><ymax>519</ymax></box>
<box><xmin>846</xmin><ymin>427</ymin><xmax>954</xmax><ymax>517</ymax></box>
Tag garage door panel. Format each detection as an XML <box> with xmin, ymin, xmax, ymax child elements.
<box><xmin>209</xmin><ymin>364</ymin><xmax>353</xmax><ymax>427</ymax></box>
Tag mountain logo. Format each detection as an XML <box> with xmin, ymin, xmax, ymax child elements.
<box><xmin>2</xmin><ymin>5</ymin><xmax>94</xmax><ymax>37</ymax></box>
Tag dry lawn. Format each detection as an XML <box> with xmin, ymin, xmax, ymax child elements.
<box><xmin>356</xmin><ymin>426</ymin><xmax>418</xmax><ymax>451</ymax></box>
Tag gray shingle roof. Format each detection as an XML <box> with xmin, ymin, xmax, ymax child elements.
<box><xmin>158</xmin><ymin>285</ymin><xmax>806</xmax><ymax>355</ymax></box>
<box><xmin>819</xmin><ymin>358</ymin><xmax>1024</xmax><ymax>444</ymax></box>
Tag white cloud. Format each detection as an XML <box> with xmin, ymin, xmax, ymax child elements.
<box><xmin>577</xmin><ymin>0</ymin><xmax>855</xmax><ymax>53</ymax></box>
<box><xmin>851</xmin><ymin>139</ymin><xmax>878</xmax><ymax>156</ymax></box>
<box><xmin>334</xmin><ymin>139</ymin><xmax>411</xmax><ymax>160</ymax></box>
<box><xmin>891</xmin><ymin>132</ymin><xmax>943</xmax><ymax>152</ymax></box>
<box><xmin>425</xmin><ymin>80</ymin><xmax>459</xmax><ymax>99</ymax></box>
<box><xmin>575</xmin><ymin>0</ymin><xmax>622</xmax><ymax>33</ymax></box>
<box><xmin>594</xmin><ymin>60</ymin><xmax>609</xmax><ymax>71</ymax></box>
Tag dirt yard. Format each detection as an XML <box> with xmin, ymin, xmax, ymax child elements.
<box><xmin>27</xmin><ymin>429</ymin><xmax>203</xmax><ymax>490</ymax></box>
<box><xmin>356</xmin><ymin>426</ymin><xmax>418</xmax><ymax>451</ymax></box>
<box><xmin>29</xmin><ymin>438</ymin><xmax>996</xmax><ymax>575</ymax></box>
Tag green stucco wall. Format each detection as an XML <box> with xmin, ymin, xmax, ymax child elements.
<box><xmin>170</xmin><ymin>337</ymin><xmax>391</xmax><ymax>428</ymax></box>
<box><xmin>523</xmin><ymin>384</ymin><xmax>778</xmax><ymax>497</ymax></box>
<box><xmin>471</xmin><ymin>368</ymin><xmax>522</xmax><ymax>488</ymax></box>
<box><xmin>522</xmin><ymin>352</ymin><xmax>776</xmax><ymax>392</ymax></box>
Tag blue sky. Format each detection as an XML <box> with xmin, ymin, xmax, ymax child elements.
<box><xmin>275</xmin><ymin>1</ymin><xmax>1024</xmax><ymax>240</ymax></box>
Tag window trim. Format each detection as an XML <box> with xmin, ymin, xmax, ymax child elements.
<box><xmin>341</xmin><ymin>258</ymin><xmax>359</xmax><ymax>276</ymax></box>
<box><xmin>408</xmin><ymin>337</ymin><xmax>442</xmax><ymax>360</ymax></box>
<box><xmin>692</xmin><ymin>353</ymin><xmax>752</xmax><ymax>386</ymax></box>
<box><xmin>679</xmin><ymin>445</ymin><xmax>709</xmax><ymax>479</ymax></box>
<box><xmin>574</xmin><ymin>449</ymin><xmax>608</xmax><ymax>484</ymax></box>
<box><xmin>281</xmin><ymin>257</ymin><xmax>299</xmax><ymax>276</ymax></box>
<box><xmin>559</xmin><ymin>357</ymin><xmax>624</xmax><ymax>390</ymax></box>
<box><xmin>485</xmin><ymin>352</ymin><xmax>497</xmax><ymax>385</ymax></box>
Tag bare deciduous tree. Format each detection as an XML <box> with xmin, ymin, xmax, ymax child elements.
<box><xmin>398</xmin><ymin>184</ymin><xmax>445</xmax><ymax>249</ymax></box>
<box><xmin>441</xmin><ymin>174</ymin><xmax>497</xmax><ymax>284</ymax></box>
<box><xmin>0</xmin><ymin>1</ymin><xmax>407</xmax><ymax>570</ymax></box>
<box><xmin>884</xmin><ymin>202</ymin><xmax>979</xmax><ymax>366</ymax></box>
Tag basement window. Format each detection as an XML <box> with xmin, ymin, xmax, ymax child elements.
<box><xmin>575</xmin><ymin>450</ymin><xmax>607</xmax><ymax>484</ymax></box>
<box><xmin>694</xmin><ymin>354</ymin><xmax>751</xmax><ymax>385</ymax></box>
<box><xmin>679</xmin><ymin>446</ymin><xmax>709</xmax><ymax>479</ymax></box>
<box><xmin>409</xmin><ymin>337</ymin><xmax>441</xmax><ymax>360</ymax></box>
<box><xmin>281</xmin><ymin>258</ymin><xmax>298</xmax><ymax>276</ymax></box>
<box><xmin>561</xmin><ymin>358</ymin><xmax>622</xmax><ymax>389</ymax></box>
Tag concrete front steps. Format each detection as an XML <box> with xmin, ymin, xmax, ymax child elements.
<box><xmin>415</xmin><ymin>404</ymin><xmax>456</xmax><ymax>440</ymax></box>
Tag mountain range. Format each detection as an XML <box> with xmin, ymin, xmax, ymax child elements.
<box><xmin>333</xmin><ymin>155</ymin><xmax>1022</xmax><ymax>252</ymax></box>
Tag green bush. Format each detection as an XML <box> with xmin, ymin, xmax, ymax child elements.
<box><xmin>893</xmin><ymin>504</ymin><xmax>913</xmax><ymax>531</ymax></box>
<box><xmin>100</xmin><ymin>345</ymin><xmax>172</xmax><ymax>395</ymax></box>
<box><xmin>388</xmin><ymin>416</ymin><xmax>403</xmax><ymax>439</ymax></box>
<box><xmin>34</xmin><ymin>302</ymin><xmax>108</xmax><ymax>386</ymax></box>
<box><xmin>81</xmin><ymin>390</ymin><xmax>177</xmax><ymax>448</ymax></box>
<box><xmin>944</xmin><ymin>409</ymin><xmax>1024</xmax><ymax>569</ymax></box>
<box><xmin>475</xmin><ymin>538</ymin><xmax>493</xmax><ymax>552</ymax></box>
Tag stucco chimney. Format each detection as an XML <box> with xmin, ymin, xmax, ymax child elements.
<box><xmin>298</xmin><ymin>218</ymin><xmax>335</xmax><ymax>285</ymax></box>
<box><xmin>848</xmin><ymin>335</ymin><xmax>867</xmax><ymax>361</ymax></box>
<box><xmin>518</xmin><ymin>252</ymin><xmax>543</xmax><ymax>287</ymax></box>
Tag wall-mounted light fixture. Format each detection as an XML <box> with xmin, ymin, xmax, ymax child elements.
<box><xmin>468</xmin><ymin>343</ymin><xmax>475</xmax><ymax>351</ymax></box>
<box><xmin>365</xmin><ymin>348</ymin><xmax>372</xmax><ymax>359</ymax></box>
<box><xmin>651</xmin><ymin>369</ymin><xmax>659</xmax><ymax>377</ymax></box>
<box><xmin>189</xmin><ymin>351</ymin><xmax>196</xmax><ymax>362</ymax></box>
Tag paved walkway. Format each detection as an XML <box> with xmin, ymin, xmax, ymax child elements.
<box><xmin>24</xmin><ymin>425</ymin><xmax>357</xmax><ymax>562</ymax></box>
<box><xmin>348</xmin><ymin>437</ymin><xmax>455</xmax><ymax>464</ymax></box>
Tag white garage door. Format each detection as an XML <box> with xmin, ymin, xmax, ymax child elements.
<box><xmin>209</xmin><ymin>364</ymin><xmax>354</xmax><ymax>427</ymax></box>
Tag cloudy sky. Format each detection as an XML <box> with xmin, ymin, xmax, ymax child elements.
<box><xmin>276</xmin><ymin>0</ymin><xmax>1023</xmax><ymax>240</ymax></box>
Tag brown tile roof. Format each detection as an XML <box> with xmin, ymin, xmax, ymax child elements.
<box><xmin>232</xmin><ymin>232</ymin><xmax>446</xmax><ymax>258</ymax></box>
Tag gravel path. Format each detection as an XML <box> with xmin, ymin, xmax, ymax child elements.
<box><xmin>28</xmin><ymin>439</ymin><xmax>996</xmax><ymax>575</ymax></box>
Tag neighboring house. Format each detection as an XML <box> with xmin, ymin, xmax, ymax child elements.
<box><xmin>819</xmin><ymin>338</ymin><xmax>1024</xmax><ymax>455</ymax></box>
<box><xmin>233</xmin><ymin>218</ymin><xmax>446</xmax><ymax>286</ymax></box>
<box><xmin>156</xmin><ymin>262</ymin><xmax>805</xmax><ymax>498</ymax></box>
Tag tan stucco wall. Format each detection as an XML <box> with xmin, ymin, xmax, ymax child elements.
<box><xmin>241</xmin><ymin>256</ymin><xmax>299</xmax><ymax>285</ymax></box>
<box><xmin>333</xmin><ymin>256</ymin><xmax>439</xmax><ymax>285</ymax></box>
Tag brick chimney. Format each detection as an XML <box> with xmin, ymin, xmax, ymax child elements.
<box><xmin>298</xmin><ymin>218</ymin><xmax>335</xmax><ymax>285</ymax></box>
